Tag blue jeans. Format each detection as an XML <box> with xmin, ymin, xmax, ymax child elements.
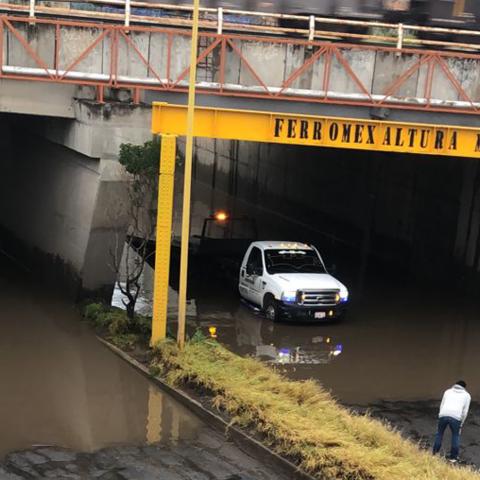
<box><xmin>433</xmin><ymin>416</ymin><xmax>461</xmax><ymax>459</ymax></box>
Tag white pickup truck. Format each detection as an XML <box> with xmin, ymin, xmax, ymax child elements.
<box><xmin>239</xmin><ymin>241</ymin><xmax>349</xmax><ymax>321</ymax></box>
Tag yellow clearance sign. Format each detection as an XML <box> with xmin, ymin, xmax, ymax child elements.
<box><xmin>152</xmin><ymin>103</ymin><xmax>480</xmax><ymax>158</ymax></box>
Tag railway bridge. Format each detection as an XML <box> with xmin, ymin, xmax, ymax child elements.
<box><xmin>2</xmin><ymin>1</ymin><xmax>480</xmax><ymax>296</ymax></box>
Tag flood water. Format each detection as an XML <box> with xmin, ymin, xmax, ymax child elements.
<box><xmin>0</xmin><ymin>260</ymin><xmax>203</xmax><ymax>459</ymax></box>
<box><xmin>114</xmin><ymin>252</ymin><xmax>480</xmax><ymax>406</ymax></box>
<box><xmin>192</xmin><ymin>277</ymin><xmax>480</xmax><ymax>405</ymax></box>
<box><xmin>163</xmin><ymin>178</ymin><xmax>480</xmax><ymax>404</ymax></box>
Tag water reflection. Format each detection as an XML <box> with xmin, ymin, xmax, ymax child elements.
<box><xmin>197</xmin><ymin>303</ymin><xmax>344</xmax><ymax>365</ymax></box>
<box><xmin>271</xmin><ymin>340</ymin><xmax>344</xmax><ymax>365</ymax></box>
<box><xmin>146</xmin><ymin>384</ymin><xmax>199</xmax><ymax>446</ymax></box>
<box><xmin>111</xmin><ymin>245</ymin><xmax>344</xmax><ymax>367</ymax></box>
<box><xmin>0</xmin><ymin>256</ymin><xmax>203</xmax><ymax>458</ymax></box>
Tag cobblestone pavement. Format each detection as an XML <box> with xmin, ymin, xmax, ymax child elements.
<box><xmin>353</xmin><ymin>401</ymin><xmax>480</xmax><ymax>468</ymax></box>
<box><xmin>0</xmin><ymin>426</ymin><xmax>291</xmax><ymax>480</ymax></box>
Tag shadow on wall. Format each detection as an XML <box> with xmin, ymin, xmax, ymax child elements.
<box><xmin>0</xmin><ymin>226</ymin><xmax>83</xmax><ymax>299</ymax></box>
<box><xmin>183</xmin><ymin>137</ymin><xmax>476</xmax><ymax>287</ymax></box>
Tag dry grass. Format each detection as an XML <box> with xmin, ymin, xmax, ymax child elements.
<box><xmin>152</xmin><ymin>339</ymin><xmax>479</xmax><ymax>480</ymax></box>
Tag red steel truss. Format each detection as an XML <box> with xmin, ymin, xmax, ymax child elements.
<box><xmin>1</xmin><ymin>14</ymin><xmax>480</xmax><ymax>115</ymax></box>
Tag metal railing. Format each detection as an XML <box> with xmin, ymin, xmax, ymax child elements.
<box><xmin>1</xmin><ymin>12</ymin><xmax>479</xmax><ymax>114</ymax></box>
<box><xmin>2</xmin><ymin>0</ymin><xmax>480</xmax><ymax>51</ymax></box>
<box><xmin>1</xmin><ymin>3</ymin><xmax>480</xmax><ymax>114</ymax></box>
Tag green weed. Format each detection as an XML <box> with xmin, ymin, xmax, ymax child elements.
<box><xmin>83</xmin><ymin>303</ymin><xmax>105</xmax><ymax>323</ymax></box>
<box><xmin>83</xmin><ymin>302</ymin><xmax>152</xmax><ymax>338</ymax></box>
<box><xmin>110</xmin><ymin>333</ymin><xmax>140</xmax><ymax>351</ymax></box>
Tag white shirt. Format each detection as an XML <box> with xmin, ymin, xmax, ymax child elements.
<box><xmin>439</xmin><ymin>385</ymin><xmax>471</xmax><ymax>425</ymax></box>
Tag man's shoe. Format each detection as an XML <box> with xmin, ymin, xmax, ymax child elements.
<box><xmin>448</xmin><ymin>458</ymin><xmax>458</xmax><ymax>464</ymax></box>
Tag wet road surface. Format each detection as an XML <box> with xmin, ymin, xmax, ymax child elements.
<box><xmin>120</xmin><ymin>255</ymin><xmax>480</xmax><ymax>403</ymax></box>
<box><xmin>0</xmin><ymin>272</ymin><xmax>201</xmax><ymax>458</ymax></box>
<box><xmin>0</xmin><ymin>261</ymin><xmax>291</xmax><ymax>480</ymax></box>
<box><xmin>0</xmin><ymin>430</ymin><xmax>287</xmax><ymax>479</ymax></box>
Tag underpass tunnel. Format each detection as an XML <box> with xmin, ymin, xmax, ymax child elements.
<box><xmin>184</xmin><ymin>136</ymin><xmax>480</xmax><ymax>294</ymax></box>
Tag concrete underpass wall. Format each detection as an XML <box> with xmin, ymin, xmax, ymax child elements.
<box><xmin>0</xmin><ymin>104</ymin><xmax>153</xmax><ymax>297</ymax></box>
<box><xmin>182</xmin><ymin>136</ymin><xmax>480</xmax><ymax>289</ymax></box>
<box><xmin>0</xmin><ymin>125</ymin><xmax>99</xmax><ymax>272</ymax></box>
<box><xmin>0</xmin><ymin>118</ymin><xmax>102</xmax><ymax>293</ymax></box>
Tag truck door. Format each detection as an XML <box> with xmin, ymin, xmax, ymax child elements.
<box><xmin>239</xmin><ymin>246</ymin><xmax>252</xmax><ymax>300</ymax></box>
<box><xmin>242</xmin><ymin>246</ymin><xmax>265</xmax><ymax>307</ymax></box>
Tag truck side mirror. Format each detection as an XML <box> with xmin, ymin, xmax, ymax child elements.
<box><xmin>328</xmin><ymin>264</ymin><xmax>337</xmax><ymax>275</ymax></box>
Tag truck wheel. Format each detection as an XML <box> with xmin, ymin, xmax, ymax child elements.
<box><xmin>264</xmin><ymin>296</ymin><xmax>279</xmax><ymax>322</ymax></box>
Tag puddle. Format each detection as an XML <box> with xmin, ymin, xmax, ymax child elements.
<box><xmin>0</xmin><ymin>270</ymin><xmax>203</xmax><ymax>458</ymax></box>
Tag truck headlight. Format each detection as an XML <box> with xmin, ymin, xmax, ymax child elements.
<box><xmin>339</xmin><ymin>288</ymin><xmax>349</xmax><ymax>303</ymax></box>
<box><xmin>281</xmin><ymin>291</ymin><xmax>297</xmax><ymax>303</ymax></box>
<box><xmin>333</xmin><ymin>344</ymin><xmax>343</xmax><ymax>356</ymax></box>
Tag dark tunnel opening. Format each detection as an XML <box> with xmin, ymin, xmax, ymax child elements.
<box><xmin>186</xmin><ymin>137</ymin><xmax>480</xmax><ymax>297</ymax></box>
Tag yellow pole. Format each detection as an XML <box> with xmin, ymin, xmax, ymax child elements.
<box><xmin>151</xmin><ymin>134</ymin><xmax>177</xmax><ymax>345</ymax></box>
<box><xmin>146</xmin><ymin>384</ymin><xmax>163</xmax><ymax>444</ymax></box>
<box><xmin>177</xmin><ymin>0</ymin><xmax>200</xmax><ymax>349</ymax></box>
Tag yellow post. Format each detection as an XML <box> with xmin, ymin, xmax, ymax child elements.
<box><xmin>146</xmin><ymin>384</ymin><xmax>163</xmax><ymax>444</ymax></box>
<box><xmin>177</xmin><ymin>0</ymin><xmax>200</xmax><ymax>349</ymax></box>
<box><xmin>151</xmin><ymin>133</ymin><xmax>177</xmax><ymax>346</ymax></box>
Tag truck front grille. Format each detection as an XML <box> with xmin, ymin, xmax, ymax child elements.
<box><xmin>299</xmin><ymin>289</ymin><xmax>340</xmax><ymax>306</ymax></box>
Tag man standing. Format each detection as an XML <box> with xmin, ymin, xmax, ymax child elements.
<box><xmin>433</xmin><ymin>380</ymin><xmax>471</xmax><ymax>462</ymax></box>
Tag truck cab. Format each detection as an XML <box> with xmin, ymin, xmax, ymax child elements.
<box><xmin>239</xmin><ymin>241</ymin><xmax>348</xmax><ymax>321</ymax></box>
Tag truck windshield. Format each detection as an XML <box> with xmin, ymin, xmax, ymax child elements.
<box><xmin>264</xmin><ymin>249</ymin><xmax>327</xmax><ymax>274</ymax></box>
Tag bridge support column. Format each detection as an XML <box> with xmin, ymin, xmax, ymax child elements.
<box><xmin>81</xmin><ymin>158</ymin><xmax>130</xmax><ymax>297</ymax></box>
<box><xmin>38</xmin><ymin>102</ymin><xmax>154</xmax><ymax>298</ymax></box>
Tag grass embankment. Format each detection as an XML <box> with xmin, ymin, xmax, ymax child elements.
<box><xmin>152</xmin><ymin>339</ymin><xmax>479</xmax><ymax>480</ymax></box>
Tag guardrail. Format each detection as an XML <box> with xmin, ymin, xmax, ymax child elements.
<box><xmin>2</xmin><ymin>0</ymin><xmax>480</xmax><ymax>51</ymax></box>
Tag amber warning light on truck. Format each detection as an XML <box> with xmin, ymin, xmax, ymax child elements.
<box><xmin>214</xmin><ymin>211</ymin><xmax>228</xmax><ymax>222</ymax></box>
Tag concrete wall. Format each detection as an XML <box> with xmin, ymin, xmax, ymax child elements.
<box><xmin>0</xmin><ymin>103</ymin><xmax>153</xmax><ymax>297</ymax></box>
<box><xmin>0</xmin><ymin>80</ymin><xmax>75</xmax><ymax>118</ymax></box>
<box><xmin>0</xmin><ymin>117</ymin><xmax>101</xmax><ymax>291</ymax></box>
<box><xmin>43</xmin><ymin>103</ymin><xmax>153</xmax><ymax>295</ymax></box>
<box><xmin>41</xmin><ymin>102</ymin><xmax>153</xmax><ymax>159</ymax></box>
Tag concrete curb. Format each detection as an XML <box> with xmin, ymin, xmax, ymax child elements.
<box><xmin>97</xmin><ymin>336</ymin><xmax>315</xmax><ymax>480</ymax></box>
